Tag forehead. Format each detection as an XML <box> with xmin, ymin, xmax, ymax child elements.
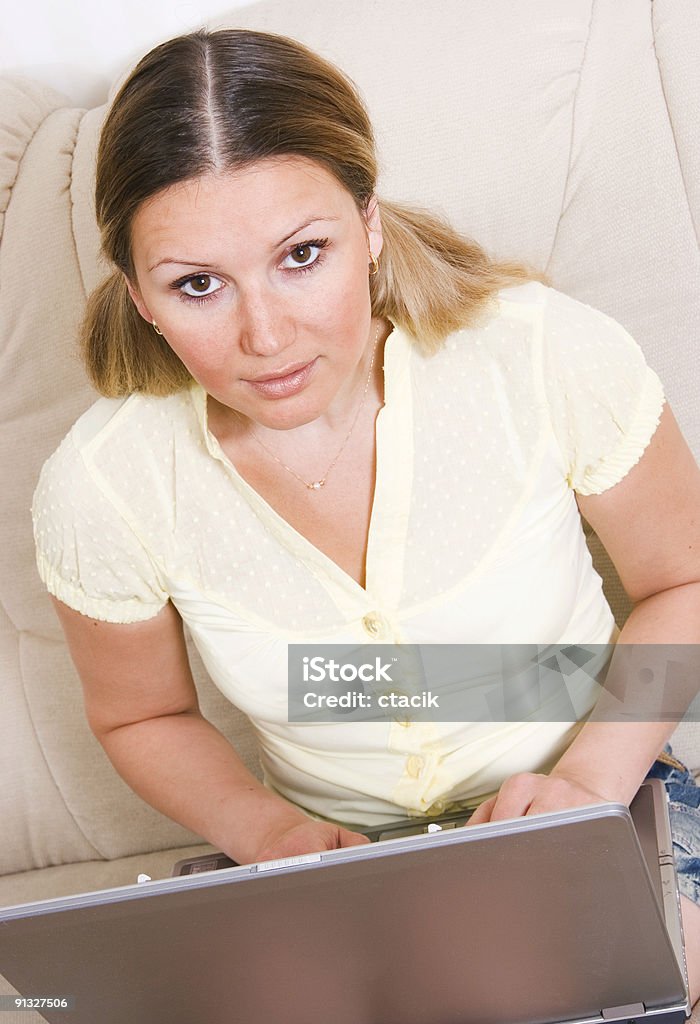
<box><xmin>130</xmin><ymin>156</ymin><xmax>357</xmax><ymax>255</ymax></box>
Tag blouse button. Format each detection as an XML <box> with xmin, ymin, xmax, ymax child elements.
<box><xmin>361</xmin><ymin>612</ymin><xmax>383</xmax><ymax>637</ymax></box>
<box><xmin>406</xmin><ymin>755</ymin><xmax>424</xmax><ymax>778</ymax></box>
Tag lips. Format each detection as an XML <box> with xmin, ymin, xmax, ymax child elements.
<box><xmin>244</xmin><ymin>357</ymin><xmax>318</xmax><ymax>398</ymax></box>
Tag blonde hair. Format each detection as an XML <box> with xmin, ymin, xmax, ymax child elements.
<box><xmin>83</xmin><ymin>28</ymin><xmax>545</xmax><ymax>397</ymax></box>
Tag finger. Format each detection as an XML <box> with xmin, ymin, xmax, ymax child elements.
<box><xmin>482</xmin><ymin>774</ymin><xmax>543</xmax><ymax>822</ymax></box>
<box><xmin>338</xmin><ymin>828</ymin><xmax>372</xmax><ymax>848</ymax></box>
<box><xmin>466</xmin><ymin>796</ymin><xmax>498</xmax><ymax>826</ymax></box>
<box><xmin>255</xmin><ymin>824</ymin><xmax>332</xmax><ymax>861</ymax></box>
<box><xmin>487</xmin><ymin>795</ymin><xmax>534</xmax><ymax>822</ymax></box>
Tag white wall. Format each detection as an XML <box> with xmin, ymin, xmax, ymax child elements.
<box><xmin>0</xmin><ymin>0</ymin><xmax>257</xmax><ymax>108</ymax></box>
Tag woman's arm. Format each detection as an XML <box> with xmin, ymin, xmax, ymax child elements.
<box><xmin>51</xmin><ymin>597</ymin><xmax>368</xmax><ymax>862</ymax></box>
<box><xmin>469</xmin><ymin>402</ymin><xmax>700</xmax><ymax>824</ymax></box>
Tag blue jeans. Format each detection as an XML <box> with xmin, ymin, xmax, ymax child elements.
<box><xmin>645</xmin><ymin>743</ymin><xmax>700</xmax><ymax>906</ymax></box>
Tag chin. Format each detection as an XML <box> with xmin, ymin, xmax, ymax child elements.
<box><xmin>255</xmin><ymin>406</ymin><xmax>323</xmax><ymax>432</ymax></box>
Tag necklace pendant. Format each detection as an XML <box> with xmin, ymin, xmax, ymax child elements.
<box><xmin>251</xmin><ymin>321</ymin><xmax>382</xmax><ymax>492</ymax></box>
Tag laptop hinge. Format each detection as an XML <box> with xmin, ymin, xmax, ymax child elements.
<box><xmin>601</xmin><ymin>1003</ymin><xmax>645</xmax><ymax>1020</ymax></box>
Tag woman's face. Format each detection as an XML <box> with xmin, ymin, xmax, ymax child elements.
<box><xmin>125</xmin><ymin>156</ymin><xmax>383</xmax><ymax>432</ymax></box>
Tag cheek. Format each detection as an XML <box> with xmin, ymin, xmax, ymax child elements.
<box><xmin>164</xmin><ymin>323</ymin><xmax>231</xmax><ymax>381</ymax></box>
<box><xmin>316</xmin><ymin>253</ymin><xmax>371</xmax><ymax>322</ymax></box>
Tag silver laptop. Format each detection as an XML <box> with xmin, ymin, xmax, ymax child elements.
<box><xmin>0</xmin><ymin>778</ymin><xmax>690</xmax><ymax>1023</ymax></box>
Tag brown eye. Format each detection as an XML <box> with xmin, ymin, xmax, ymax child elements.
<box><xmin>190</xmin><ymin>275</ymin><xmax>211</xmax><ymax>292</ymax></box>
<box><xmin>282</xmin><ymin>240</ymin><xmax>327</xmax><ymax>271</ymax></box>
<box><xmin>290</xmin><ymin>245</ymin><xmax>312</xmax><ymax>264</ymax></box>
<box><xmin>179</xmin><ymin>274</ymin><xmax>223</xmax><ymax>299</ymax></box>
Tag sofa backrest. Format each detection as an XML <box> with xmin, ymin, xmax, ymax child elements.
<box><xmin>1</xmin><ymin>0</ymin><xmax>698</xmax><ymax>876</ymax></box>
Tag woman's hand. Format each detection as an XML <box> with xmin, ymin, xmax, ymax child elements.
<box><xmin>252</xmin><ymin>820</ymin><xmax>371</xmax><ymax>864</ymax></box>
<box><xmin>466</xmin><ymin>769</ymin><xmax>619</xmax><ymax>827</ymax></box>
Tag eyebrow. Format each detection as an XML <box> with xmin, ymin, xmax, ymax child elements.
<box><xmin>147</xmin><ymin>216</ymin><xmax>340</xmax><ymax>272</ymax></box>
<box><xmin>276</xmin><ymin>215</ymin><xmax>339</xmax><ymax>247</ymax></box>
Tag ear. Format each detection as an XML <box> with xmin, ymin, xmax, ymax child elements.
<box><xmin>123</xmin><ymin>273</ymin><xmax>154</xmax><ymax>324</ymax></box>
<box><xmin>363</xmin><ymin>194</ymin><xmax>384</xmax><ymax>262</ymax></box>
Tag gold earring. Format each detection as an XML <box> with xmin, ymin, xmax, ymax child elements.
<box><xmin>368</xmin><ymin>251</ymin><xmax>380</xmax><ymax>276</ymax></box>
<box><xmin>152</xmin><ymin>320</ymin><xmax>163</xmax><ymax>335</ymax></box>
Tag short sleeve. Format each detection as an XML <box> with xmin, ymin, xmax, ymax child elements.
<box><xmin>32</xmin><ymin>431</ymin><xmax>170</xmax><ymax>623</ymax></box>
<box><xmin>540</xmin><ymin>287</ymin><xmax>666</xmax><ymax>496</ymax></box>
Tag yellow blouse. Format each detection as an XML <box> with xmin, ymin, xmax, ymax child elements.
<box><xmin>32</xmin><ymin>282</ymin><xmax>665</xmax><ymax>826</ymax></box>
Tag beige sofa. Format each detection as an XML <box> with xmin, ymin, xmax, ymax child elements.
<box><xmin>2</xmin><ymin>0</ymin><xmax>700</xmax><ymax>1014</ymax></box>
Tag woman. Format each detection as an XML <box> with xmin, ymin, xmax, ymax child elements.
<box><xmin>32</xmin><ymin>27</ymin><xmax>700</xmax><ymax>998</ymax></box>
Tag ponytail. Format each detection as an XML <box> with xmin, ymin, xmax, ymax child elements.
<box><xmin>79</xmin><ymin>272</ymin><xmax>192</xmax><ymax>397</ymax></box>
<box><xmin>371</xmin><ymin>199</ymin><xmax>548</xmax><ymax>353</ymax></box>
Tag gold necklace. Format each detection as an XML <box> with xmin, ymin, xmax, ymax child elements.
<box><xmin>250</xmin><ymin>322</ymin><xmax>382</xmax><ymax>491</ymax></box>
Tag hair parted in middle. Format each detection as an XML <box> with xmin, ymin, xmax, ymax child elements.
<box><xmin>82</xmin><ymin>27</ymin><xmax>544</xmax><ymax>397</ymax></box>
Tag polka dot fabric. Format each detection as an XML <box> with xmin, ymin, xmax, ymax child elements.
<box><xmin>402</xmin><ymin>307</ymin><xmax>543</xmax><ymax>606</ymax></box>
<box><xmin>32</xmin><ymin>430</ymin><xmax>170</xmax><ymax>622</ymax></box>
<box><xmin>30</xmin><ymin>282</ymin><xmax>666</xmax><ymax>825</ymax></box>
<box><xmin>539</xmin><ymin>286</ymin><xmax>665</xmax><ymax>495</ymax></box>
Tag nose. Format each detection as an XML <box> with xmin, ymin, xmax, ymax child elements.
<box><xmin>236</xmin><ymin>284</ymin><xmax>294</xmax><ymax>358</ymax></box>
